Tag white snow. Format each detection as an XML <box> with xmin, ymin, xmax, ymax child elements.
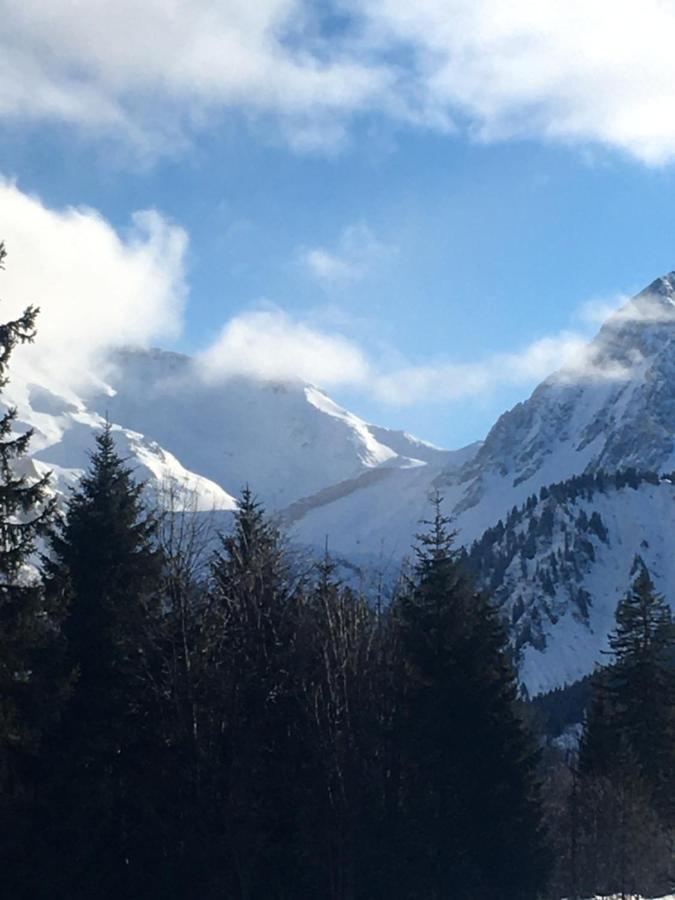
<box><xmin>7</xmin><ymin>273</ymin><xmax>675</xmax><ymax>693</ymax></box>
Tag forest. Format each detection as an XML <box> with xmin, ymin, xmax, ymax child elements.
<box><xmin>2</xmin><ymin>243</ymin><xmax>675</xmax><ymax>899</ymax></box>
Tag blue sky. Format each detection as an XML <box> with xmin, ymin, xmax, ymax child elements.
<box><xmin>4</xmin><ymin>1</ymin><xmax>675</xmax><ymax>448</ymax></box>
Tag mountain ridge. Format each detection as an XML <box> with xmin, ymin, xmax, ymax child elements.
<box><xmin>7</xmin><ymin>270</ymin><xmax>675</xmax><ymax>693</ymax></box>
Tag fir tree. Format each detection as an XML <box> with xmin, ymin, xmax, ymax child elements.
<box><xmin>49</xmin><ymin>421</ymin><xmax>160</xmax><ymax>726</ymax></box>
<box><xmin>0</xmin><ymin>240</ymin><xmax>60</xmax><ymax>767</ymax></box>
<box><xmin>204</xmin><ymin>487</ymin><xmax>305</xmax><ymax>898</ymax></box>
<box><xmin>0</xmin><ymin>242</ymin><xmax>66</xmax><ymax>895</ymax></box>
<box><xmin>391</xmin><ymin>495</ymin><xmax>549</xmax><ymax>900</ymax></box>
<box><xmin>42</xmin><ymin>421</ymin><xmax>162</xmax><ymax>898</ymax></box>
<box><xmin>605</xmin><ymin>560</ymin><xmax>675</xmax><ymax>821</ymax></box>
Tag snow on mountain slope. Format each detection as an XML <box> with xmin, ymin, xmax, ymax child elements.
<box><xmin>83</xmin><ymin>348</ymin><xmax>451</xmax><ymax>510</ymax></box>
<box><xmin>283</xmin><ymin>272</ymin><xmax>675</xmax><ymax>693</ymax></box>
<box><xmin>450</xmin><ymin>274</ymin><xmax>675</xmax><ymax>522</ymax></box>
<box><xmin>7</xmin><ymin>270</ymin><xmax>675</xmax><ymax>694</ymax></box>
<box><xmin>291</xmin><ymin>272</ymin><xmax>675</xmax><ymax>556</ymax></box>
<box><xmin>6</xmin><ymin>345</ymin><xmax>451</xmax><ymax>516</ymax></box>
<box><xmin>3</xmin><ymin>365</ymin><xmax>237</xmax><ymax>512</ymax></box>
<box><xmin>467</xmin><ymin>471</ymin><xmax>675</xmax><ymax>695</ymax></box>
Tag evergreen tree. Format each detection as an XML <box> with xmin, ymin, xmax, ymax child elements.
<box><xmin>304</xmin><ymin>550</ymin><xmax>384</xmax><ymax>900</ymax></box>
<box><xmin>0</xmin><ymin>242</ymin><xmax>66</xmax><ymax>894</ymax></box>
<box><xmin>391</xmin><ymin>495</ymin><xmax>549</xmax><ymax>900</ymax></box>
<box><xmin>0</xmin><ymin>238</ymin><xmax>57</xmax><ymax>750</ymax></box>
<box><xmin>41</xmin><ymin>421</ymin><xmax>162</xmax><ymax>898</ymax></box>
<box><xmin>203</xmin><ymin>487</ymin><xmax>306</xmax><ymax>898</ymax></box>
<box><xmin>600</xmin><ymin>560</ymin><xmax>675</xmax><ymax>821</ymax></box>
<box><xmin>0</xmin><ymin>241</ymin><xmax>61</xmax><ymax>770</ymax></box>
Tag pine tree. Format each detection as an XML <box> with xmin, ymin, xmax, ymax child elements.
<box><xmin>0</xmin><ymin>242</ymin><xmax>67</xmax><ymax>896</ymax></box>
<box><xmin>305</xmin><ymin>550</ymin><xmax>384</xmax><ymax>900</ymax></box>
<box><xmin>574</xmin><ymin>559</ymin><xmax>675</xmax><ymax>896</ymax></box>
<box><xmin>391</xmin><ymin>495</ymin><xmax>549</xmax><ymax>900</ymax></box>
<box><xmin>204</xmin><ymin>487</ymin><xmax>305</xmax><ymax>898</ymax></box>
<box><xmin>604</xmin><ymin>559</ymin><xmax>675</xmax><ymax>821</ymax></box>
<box><xmin>42</xmin><ymin>421</ymin><xmax>162</xmax><ymax>898</ymax></box>
<box><xmin>49</xmin><ymin>421</ymin><xmax>160</xmax><ymax>726</ymax></box>
<box><xmin>0</xmin><ymin>240</ymin><xmax>60</xmax><ymax>777</ymax></box>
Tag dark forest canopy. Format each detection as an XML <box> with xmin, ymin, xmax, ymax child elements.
<box><xmin>1</xmin><ymin>244</ymin><xmax>675</xmax><ymax>899</ymax></box>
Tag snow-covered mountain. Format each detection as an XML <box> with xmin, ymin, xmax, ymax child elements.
<box><xmin>466</xmin><ymin>470</ymin><xmax>675</xmax><ymax>695</ymax></box>
<box><xmin>3</xmin><ymin>346</ymin><xmax>465</xmax><ymax>516</ymax></box>
<box><xmin>290</xmin><ymin>273</ymin><xmax>675</xmax><ymax>558</ymax></box>
<box><xmin>287</xmin><ymin>274</ymin><xmax>675</xmax><ymax>691</ymax></box>
<box><xmin>7</xmin><ymin>271</ymin><xmax>675</xmax><ymax>693</ymax></box>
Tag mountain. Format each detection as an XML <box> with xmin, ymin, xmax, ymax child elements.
<box><xmin>6</xmin><ymin>271</ymin><xmax>675</xmax><ymax>694</ymax></box>
<box><xmin>290</xmin><ymin>273</ymin><xmax>675</xmax><ymax>556</ymax></box>
<box><xmin>285</xmin><ymin>273</ymin><xmax>675</xmax><ymax>691</ymax></box>
<box><xmin>466</xmin><ymin>469</ymin><xmax>675</xmax><ymax>695</ymax></box>
<box><xmin>4</xmin><ymin>346</ymin><xmax>466</xmax><ymax>516</ymax></box>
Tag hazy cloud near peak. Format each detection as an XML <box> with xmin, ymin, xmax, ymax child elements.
<box><xmin>197</xmin><ymin>307</ymin><xmax>371</xmax><ymax>387</ymax></box>
<box><xmin>0</xmin><ymin>179</ymin><xmax>187</xmax><ymax>389</ymax></box>
<box><xmin>197</xmin><ymin>307</ymin><xmax>632</xmax><ymax>406</ymax></box>
<box><xmin>0</xmin><ymin>181</ymin><xmax>642</xmax><ymax>409</ymax></box>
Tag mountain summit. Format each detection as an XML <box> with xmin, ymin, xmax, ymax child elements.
<box><xmin>7</xmin><ymin>271</ymin><xmax>675</xmax><ymax>693</ymax></box>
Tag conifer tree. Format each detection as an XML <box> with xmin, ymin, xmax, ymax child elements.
<box><xmin>0</xmin><ymin>241</ymin><xmax>59</xmax><ymax>786</ymax></box>
<box><xmin>391</xmin><ymin>495</ymin><xmax>548</xmax><ymax>900</ymax></box>
<box><xmin>205</xmin><ymin>487</ymin><xmax>305</xmax><ymax>897</ymax></box>
<box><xmin>306</xmin><ymin>550</ymin><xmax>383</xmax><ymax>900</ymax></box>
<box><xmin>583</xmin><ymin>559</ymin><xmax>675</xmax><ymax>823</ymax></box>
<box><xmin>49</xmin><ymin>421</ymin><xmax>160</xmax><ymax>726</ymax></box>
<box><xmin>42</xmin><ymin>421</ymin><xmax>162</xmax><ymax>897</ymax></box>
<box><xmin>0</xmin><ymin>243</ymin><xmax>68</xmax><ymax>897</ymax></box>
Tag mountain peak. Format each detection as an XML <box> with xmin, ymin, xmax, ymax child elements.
<box><xmin>640</xmin><ymin>271</ymin><xmax>675</xmax><ymax>300</ymax></box>
<box><xmin>623</xmin><ymin>271</ymin><xmax>675</xmax><ymax>320</ymax></box>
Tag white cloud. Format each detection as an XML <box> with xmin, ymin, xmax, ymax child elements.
<box><xmin>301</xmin><ymin>223</ymin><xmax>391</xmax><ymax>284</ymax></box>
<box><xmin>579</xmin><ymin>288</ymin><xmax>675</xmax><ymax>327</ymax></box>
<box><xmin>0</xmin><ymin>179</ymin><xmax>645</xmax><ymax>409</ymax></box>
<box><xmin>0</xmin><ymin>179</ymin><xmax>187</xmax><ymax>387</ymax></box>
<box><xmin>359</xmin><ymin>0</ymin><xmax>675</xmax><ymax>164</ymax></box>
<box><xmin>197</xmin><ymin>307</ymin><xmax>370</xmax><ymax>386</ymax></box>
<box><xmin>197</xmin><ymin>302</ymin><xmax>632</xmax><ymax>406</ymax></box>
<box><xmin>369</xmin><ymin>331</ymin><xmax>630</xmax><ymax>406</ymax></box>
<box><xmin>0</xmin><ymin>0</ymin><xmax>393</xmax><ymax>154</ymax></box>
<box><xmin>7</xmin><ymin>1</ymin><xmax>675</xmax><ymax>161</ymax></box>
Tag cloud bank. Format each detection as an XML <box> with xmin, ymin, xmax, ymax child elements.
<box><xmin>198</xmin><ymin>308</ymin><xmax>370</xmax><ymax>387</ymax></box>
<box><xmin>0</xmin><ymin>179</ymin><xmax>187</xmax><ymax>388</ymax></box>
<box><xmin>198</xmin><ymin>309</ymin><xmax>630</xmax><ymax>406</ymax></box>
<box><xmin>4</xmin><ymin>1</ymin><xmax>675</xmax><ymax>161</ymax></box>
<box><xmin>0</xmin><ymin>182</ymin><xmax>637</xmax><ymax>409</ymax></box>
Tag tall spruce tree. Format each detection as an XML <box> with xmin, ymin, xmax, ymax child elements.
<box><xmin>0</xmin><ymin>240</ymin><xmax>60</xmax><ymax>784</ymax></box>
<box><xmin>305</xmin><ymin>551</ymin><xmax>385</xmax><ymax>900</ymax></box>
<box><xmin>0</xmin><ymin>242</ymin><xmax>67</xmax><ymax>896</ymax></box>
<box><xmin>581</xmin><ymin>559</ymin><xmax>675</xmax><ymax>824</ymax></box>
<box><xmin>391</xmin><ymin>496</ymin><xmax>548</xmax><ymax>900</ymax></box>
<box><xmin>42</xmin><ymin>421</ymin><xmax>162</xmax><ymax>898</ymax></box>
<box><xmin>204</xmin><ymin>487</ymin><xmax>306</xmax><ymax>898</ymax></box>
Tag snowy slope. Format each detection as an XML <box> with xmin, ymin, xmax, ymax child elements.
<box><xmin>451</xmin><ymin>273</ymin><xmax>675</xmax><ymax>520</ymax></box>
<box><xmin>5</xmin><ymin>346</ymin><xmax>457</xmax><ymax>516</ymax></box>
<box><xmin>3</xmin><ymin>364</ymin><xmax>237</xmax><ymax>512</ymax></box>
<box><xmin>7</xmin><ymin>271</ymin><xmax>675</xmax><ymax>693</ymax></box>
<box><xmin>467</xmin><ymin>471</ymin><xmax>675</xmax><ymax>694</ymax></box>
<box><xmin>291</xmin><ymin>273</ymin><xmax>675</xmax><ymax>553</ymax></box>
